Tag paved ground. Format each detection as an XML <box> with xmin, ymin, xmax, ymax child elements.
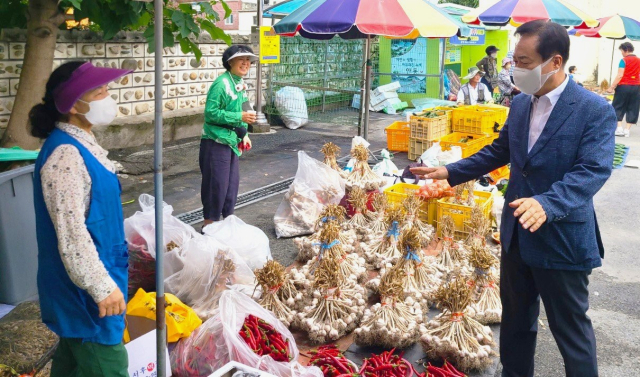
<box><xmin>114</xmin><ymin>111</ymin><xmax>640</xmax><ymax>376</ymax></box>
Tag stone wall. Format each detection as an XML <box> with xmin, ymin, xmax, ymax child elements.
<box><xmin>0</xmin><ymin>29</ymin><xmax>263</xmax><ymax>147</ymax></box>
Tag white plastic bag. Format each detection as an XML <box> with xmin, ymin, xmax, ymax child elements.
<box><xmin>203</xmin><ymin>215</ymin><xmax>272</xmax><ymax>270</ymax></box>
<box><xmin>437</xmin><ymin>146</ymin><xmax>463</xmax><ymax>166</ymax></box>
<box><xmin>372</xmin><ymin>149</ymin><xmax>399</xmax><ymax>177</ymax></box>
<box><xmin>274</xmin><ymin>151</ymin><xmax>345</xmax><ymax>238</ymax></box>
<box><xmin>344</xmin><ymin>136</ymin><xmax>371</xmax><ymax>172</ymax></box>
<box><xmin>275</xmin><ymin>86</ymin><xmax>309</xmax><ymax>130</ymax></box>
<box><xmin>219</xmin><ymin>290</ymin><xmax>323</xmax><ymax>377</ymax></box>
<box><xmin>419</xmin><ymin>142</ymin><xmax>442</xmax><ymax>167</ymax></box>
<box><xmin>493</xmin><ymin>193</ymin><xmax>505</xmax><ymax>229</ymax></box>
<box><xmin>164</xmin><ymin>235</ymin><xmax>257</xmax><ymax>320</ymax></box>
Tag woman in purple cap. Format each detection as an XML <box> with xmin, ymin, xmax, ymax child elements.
<box><xmin>200</xmin><ymin>45</ymin><xmax>258</xmax><ymax>231</ymax></box>
<box><xmin>30</xmin><ymin>61</ymin><xmax>132</xmax><ymax>376</ymax></box>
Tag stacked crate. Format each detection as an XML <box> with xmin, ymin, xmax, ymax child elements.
<box><xmin>407</xmin><ymin>111</ymin><xmax>449</xmax><ymax>161</ymax></box>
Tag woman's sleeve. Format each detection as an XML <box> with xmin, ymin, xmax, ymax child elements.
<box><xmin>204</xmin><ymin>78</ymin><xmax>243</xmax><ymax>125</ymax></box>
<box><xmin>40</xmin><ymin>145</ymin><xmax>117</xmax><ymax>304</ymax></box>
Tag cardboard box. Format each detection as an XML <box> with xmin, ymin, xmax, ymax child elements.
<box><xmin>125</xmin><ymin>329</ymin><xmax>171</xmax><ymax>377</ymax></box>
<box><xmin>373</xmin><ymin>81</ymin><xmax>401</xmax><ymax>96</ymax></box>
<box><xmin>371</xmin><ymin>90</ymin><xmax>399</xmax><ymax>106</ymax></box>
<box><xmin>372</xmin><ymin>97</ymin><xmax>402</xmax><ymax>112</ymax></box>
<box><xmin>208</xmin><ymin>361</ymin><xmax>278</xmax><ymax>377</ymax></box>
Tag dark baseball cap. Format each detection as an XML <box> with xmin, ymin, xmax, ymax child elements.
<box><xmin>53</xmin><ymin>62</ymin><xmax>131</xmax><ymax>113</ymax></box>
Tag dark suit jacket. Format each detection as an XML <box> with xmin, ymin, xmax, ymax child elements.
<box><xmin>446</xmin><ymin>79</ymin><xmax>617</xmax><ymax>271</ymax></box>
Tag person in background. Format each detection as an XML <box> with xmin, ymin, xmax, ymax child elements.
<box><xmin>200</xmin><ymin>45</ymin><xmax>258</xmax><ymax>230</ymax></box>
<box><xmin>608</xmin><ymin>41</ymin><xmax>640</xmax><ymax>137</ymax></box>
<box><xmin>568</xmin><ymin>65</ymin><xmax>583</xmax><ymax>86</ymax></box>
<box><xmin>506</xmin><ymin>49</ymin><xmax>515</xmax><ymax>83</ymax></box>
<box><xmin>457</xmin><ymin>67</ymin><xmax>493</xmax><ymax>106</ymax></box>
<box><xmin>498</xmin><ymin>57</ymin><xmax>521</xmax><ymax>106</ymax></box>
<box><xmin>412</xmin><ymin>20</ymin><xmax>616</xmax><ymax>377</ymax></box>
<box><xmin>477</xmin><ymin>45</ymin><xmax>500</xmax><ymax>93</ymax></box>
<box><xmin>30</xmin><ymin>61</ymin><xmax>131</xmax><ymax>376</ymax></box>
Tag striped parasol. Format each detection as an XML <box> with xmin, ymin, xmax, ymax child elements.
<box><xmin>573</xmin><ymin>14</ymin><xmax>640</xmax><ymax>41</ymax></box>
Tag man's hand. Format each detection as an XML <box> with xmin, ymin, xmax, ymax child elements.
<box><xmin>98</xmin><ymin>287</ymin><xmax>126</xmax><ymax>318</ymax></box>
<box><xmin>509</xmin><ymin>198</ymin><xmax>547</xmax><ymax>232</ymax></box>
<box><xmin>409</xmin><ymin>166</ymin><xmax>449</xmax><ymax>180</ymax></box>
<box><xmin>241</xmin><ymin>112</ymin><xmax>257</xmax><ymax>124</ymax></box>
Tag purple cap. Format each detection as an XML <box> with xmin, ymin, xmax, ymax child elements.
<box><xmin>53</xmin><ymin>62</ymin><xmax>132</xmax><ymax>113</ymax></box>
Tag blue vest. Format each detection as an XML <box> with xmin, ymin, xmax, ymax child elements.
<box><xmin>33</xmin><ymin>128</ymin><xmax>128</xmax><ymax>345</ymax></box>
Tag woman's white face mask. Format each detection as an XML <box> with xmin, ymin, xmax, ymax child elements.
<box><xmin>513</xmin><ymin>57</ymin><xmax>559</xmax><ymax>95</ymax></box>
<box><xmin>77</xmin><ymin>96</ymin><xmax>117</xmax><ymax>126</ymax></box>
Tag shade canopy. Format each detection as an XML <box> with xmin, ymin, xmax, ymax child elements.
<box><xmin>264</xmin><ymin>0</ymin><xmax>311</xmax><ymax>18</ymax></box>
<box><xmin>573</xmin><ymin>14</ymin><xmax>640</xmax><ymax>41</ymax></box>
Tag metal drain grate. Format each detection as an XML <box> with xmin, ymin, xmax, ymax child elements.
<box><xmin>176</xmin><ymin>177</ymin><xmax>295</xmax><ymax>225</ymax></box>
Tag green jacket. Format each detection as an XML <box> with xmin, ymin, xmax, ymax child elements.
<box><xmin>203</xmin><ymin>71</ymin><xmax>248</xmax><ymax>156</ymax></box>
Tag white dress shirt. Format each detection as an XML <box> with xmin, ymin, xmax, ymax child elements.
<box><xmin>528</xmin><ymin>75</ymin><xmax>570</xmax><ymax>152</ymax></box>
<box><xmin>457</xmin><ymin>82</ymin><xmax>493</xmax><ymax>105</ymax></box>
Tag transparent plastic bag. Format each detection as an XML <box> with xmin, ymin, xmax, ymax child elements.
<box><xmin>219</xmin><ymin>290</ymin><xmax>323</xmax><ymax>377</ymax></box>
<box><xmin>170</xmin><ymin>311</ymin><xmax>227</xmax><ymax>377</ymax></box>
<box><xmin>274</xmin><ymin>151</ymin><xmax>345</xmax><ymax>238</ymax></box>
<box><xmin>164</xmin><ymin>235</ymin><xmax>257</xmax><ymax>320</ymax></box>
<box><xmin>419</xmin><ymin>142</ymin><xmax>442</xmax><ymax>167</ymax></box>
<box><xmin>203</xmin><ymin>215</ymin><xmax>272</xmax><ymax>270</ymax></box>
<box><xmin>372</xmin><ymin>149</ymin><xmax>399</xmax><ymax>177</ymax></box>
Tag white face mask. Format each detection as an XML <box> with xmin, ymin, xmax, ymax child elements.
<box><xmin>78</xmin><ymin>96</ymin><xmax>117</xmax><ymax>126</ymax></box>
<box><xmin>513</xmin><ymin>57</ymin><xmax>559</xmax><ymax>95</ymax></box>
<box><xmin>491</xmin><ymin>53</ymin><xmax>497</xmax><ymax>58</ymax></box>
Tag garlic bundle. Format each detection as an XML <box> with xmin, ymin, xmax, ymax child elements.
<box><xmin>419</xmin><ymin>277</ymin><xmax>496</xmax><ymax>371</ymax></box>
<box><xmin>364</xmin><ymin>205</ymin><xmax>405</xmax><ymax>268</ymax></box>
<box><xmin>402</xmin><ymin>195</ymin><xmax>435</xmax><ymax>248</ymax></box>
<box><xmin>436</xmin><ymin>216</ymin><xmax>469</xmax><ymax>273</ymax></box>
<box><xmin>321</xmin><ymin>142</ymin><xmax>348</xmax><ymax>178</ymax></box>
<box><xmin>468</xmin><ymin>245</ymin><xmax>501</xmax><ymax>325</ymax></box>
<box><xmin>452</xmin><ymin>184</ymin><xmax>467</xmax><ymax>205</ymax></box>
<box><xmin>294</xmin><ymin>205</ymin><xmax>356</xmax><ymax>262</ymax></box>
<box><xmin>345</xmin><ymin>145</ymin><xmax>386</xmax><ymax>191</ymax></box>
<box><xmin>354</xmin><ymin>267</ymin><xmax>423</xmax><ymax>349</ymax></box>
<box><xmin>376</xmin><ymin>227</ymin><xmax>442</xmax><ymax>308</ymax></box>
<box><xmin>368</xmin><ymin>192</ymin><xmax>390</xmax><ymax>235</ymax></box>
<box><xmin>347</xmin><ymin>186</ymin><xmax>373</xmax><ymax>230</ymax></box>
<box><xmin>465</xmin><ymin>206</ymin><xmax>491</xmax><ymax>250</ymax></box>
<box><xmin>296</xmin><ymin>258</ymin><xmax>366</xmax><ymax>343</ymax></box>
<box><xmin>254</xmin><ymin>260</ymin><xmax>297</xmax><ymax>326</ymax></box>
<box><xmin>465</xmin><ymin>180</ymin><xmax>477</xmax><ymax>207</ymax></box>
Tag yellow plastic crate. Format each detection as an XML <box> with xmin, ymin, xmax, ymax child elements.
<box><xmin>410</xmin><ymin>113</ymin><xmax>448</xmax><ymax>140</ymax></box>
<box><xmin>436</xmin><ymin>190</ymin><xmax>493</xmax><ymax>240</ymax></box>
<box><xmin>385</xmin><ymin>121</ymin><xmax>410</xmax><ymax>152</ymax></box>
<box><xmin>408</xmin><ymin>137</ymin><xmax>434</xmax><ymax>161</ymax></box>
<box><xmin>489</xmin><ymin>165</ymin><xmax>510</xmax><ymax>182</ymax></box>
<box><xmin>476</xmin><ymin>104</ymin><xmax>509</xmax><ymax>125</ymax></box>
<box><xmin>384</xmin><ymin>183</ymin><xmax>437</xmax><ymax>226</ymax></box>
<box><xmin>437</xmin><ymin>132</ymin><xmax>492</xmax><ymax>158</ymax></box>
<box><xmin>452</xmin><ymin>106</ymin><xmax>501</xmax><ymax>135</ymax></box>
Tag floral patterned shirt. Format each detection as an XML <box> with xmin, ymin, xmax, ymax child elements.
<box><xmin>40</xmin><ymin>122</ymin><xmax>117</xmax><ymax>303</ymax></box>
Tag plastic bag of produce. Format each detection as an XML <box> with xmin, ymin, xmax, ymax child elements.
<box><xmin>274</xmin><ymin>151</ymin><xmax>345</xmax><ymax>238</ymax></box>
<box><xmin>221</xmin><ymin>290</ymin><xmax>322</xmax><ymax>377</ymax></box>
<box><xmin>419</xmin><ymin>142</ymin><xmax>442</xmax><ymax>167</ymax></box>
<box><xmin>203</xmin><ymin>215</ymin><xmax>271</xmax><ymax>270</ymax></box>
<box><xmin>171</xmin><ymin>312</ymin><xmax>227</xmax><ymax>376</ymax></box>
<box><xmin>437</xmin><ymin>146</ymin><xmax>463</xmax><ymax>166</ymax></box>
<box><xmin>372</xmin><ymin>149</ymin><xmax>399</xmax><ymax>177</ymax></box>
<box><xmin>164</xmin><ymin>235</ymin><xmax>256</xmax><ymax>320</ymax></box>
<box><xmin>275</xmin><ymin>86</ymin><xmax>309</xmax><ymax>130</ymax></box>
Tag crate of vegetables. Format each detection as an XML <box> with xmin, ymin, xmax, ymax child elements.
<box><xmin>451</xmin><ymin>106</ymin><xmax>501</xmax><ymax>135</ymax></box>
<box><xmin>410</xmin><ymin>111</ymin><xmax>448</xmax><ymax>140</ymax></box>
<box><xmin>436</xmin><ymin>190</ymin><xmax>493</xmax><ymax>240</ymax></box>
<box><xmin>437</xmin><ymin>132</ymin><xmax>492</xmax><ymax>158</ymax></box>
<box><xmin>384</xmin><ymin>183</ymin><xmax>435</xmax><ymax>225</ymax></box>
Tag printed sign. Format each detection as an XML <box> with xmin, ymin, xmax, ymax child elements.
<box><xmin>391</xmin><ymin>38</ymin><xmax>427</xmax><ymax>94</ymax></box>
<box><xmin>260</xmin><ymin>26</ymin><xmax>280</xmax><ymax>64</ymax></box>
<box><xmin>445</xmin><ymin>40</ymin><xmax>461</xmax><ymax>64</ymax></box>
<box><xmin>125</xmin><ymin>330</ymin><xmax>171</xmax><ymax>377</ymax></box>
<box><xmin>449</xmin><ymin>28</ymin><xmax>486</xmax><ymax>45</ymax></box>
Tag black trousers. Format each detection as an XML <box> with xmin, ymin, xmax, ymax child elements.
<box><xmin>199</xmin><ymin>139</ymin><xmax>239</xmax><ymax>221</ymax></box>
<box><xmin>481</xmin><ymin>76</ymin><xmax>494</xmax><ymax>94</ymax></box>
<box><xmin>500</xmin><ymin>241</ymin><xmax>597</xmax><ymax>377</ymax></box>
<box><xmin>612</xmin><ymin>84</ymin><xmax>640</xmax><ymax>124</ymax></box>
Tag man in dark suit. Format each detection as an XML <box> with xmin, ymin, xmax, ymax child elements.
<box><xmin>412</xmin><ymin>20</ymin><xmax>616</xmax><ymax>377</ymax></box>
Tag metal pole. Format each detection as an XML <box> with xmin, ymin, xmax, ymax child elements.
<box><xmin>362</xmin><ymin>35</ymin><xmax>372</xmax><ymax>141</ymax></box>
<box><xmin>254</xmin><ymin>0</ymin><xmax>269</xmax><ymax>128</ymax></box>
<box><xmin>357</xmin><ymin>39</ymin><xmax>368</xmax><ymax>137</ymax></box>
<box><xmin>440</xmin><ymin>39</ymin><xmax>446</xmax><ymax>99</ymax></box>
<box><xmin>610</xmin><ymin>39</ymin><xmax>616</xmax><ymax>84</ymax></box>
<box><xmin>153</xmin><ymin>0</ymin><xmax>166</xmax><ymax>375</ymax></box>
<box><xmin>322</xmin><ymin>40</ymin><xmax>330</xmax><ymax>112</ymax></box>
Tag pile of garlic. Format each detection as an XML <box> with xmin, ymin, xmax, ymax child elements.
<box><xmin>419</xmin><ymin>277</ymin><xmax>496</xmax><ymax>372</ymax></box>
<box><xmin>468</xmin><ymin>245</ymin><xmax>501</xmax><ymax>325</ymax></box>
<box><xmin>346</xmin><ymin>186</ymin><xmax>374</xmax><ymax>230</ymax></box>
<box><xmin>402</xmin><ymin>195</ymin><xmax>435</xmax><ymax>248</ymax></box>
<box><xmin>293</xmin><ymin>205</ymin><xmax>357</xmax><ymax>263</ymax></box>
<box><xmin>345</xmin><ymin>144</ymin><xmax>386</xmax><ymax>191</ymax></box>
<box><xmin>364</xmin><ymin>205</ymin><xmax>405</xmax><ymax>269</ymax></box>
<box><xmin>254</xmin><ymin>260</ymin><xmax>297</xmax><ymax>327</ymax></box>
<box><xmin>354</xmin><ymin>267</ymin><xmax>423</xmax><ymax>349</ymax></box>
<box><xmin>321</xmin><ymin>142</ymin><xmax>348</xmax><ymax>178</ymax></box>
<box><xmin>435</xmin><ymin>215</ymin><xmax>470</xmax><ymax>273</ymax></box>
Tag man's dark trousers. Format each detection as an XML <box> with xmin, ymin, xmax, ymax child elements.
<box><xmin>500</xmin><ymin>231</ymin><xmax>598</xmax><ymax>377</ymax></box>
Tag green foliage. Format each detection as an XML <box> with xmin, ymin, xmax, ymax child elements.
<box><xmin>439</xmin><ymin>0</ymin><xmax>479</xmax><ymax>8</ymax></box>
<box><xmin>5</xmin><ymin>0</ymin><xmax>232</xmax><ymax>63</ymax></box>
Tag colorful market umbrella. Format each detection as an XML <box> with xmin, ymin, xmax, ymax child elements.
<box><xmin>273</xmin><ymin>0</ymin><xmax>470</xmax><ymax>139</ymax></box>
<box><xmin>573</xmin><ymin>14</ymin><xmax>640</xmax><ymax>40</ymax></box>
<box><xmin>462</xmin><ymin>0</ymin><xmax>599</xmax><ymax>28</ymax></box>
<box><xmin>264</xmin><ymin>0</ymin><xmax>311</xmax><ymax>18</ymax></box>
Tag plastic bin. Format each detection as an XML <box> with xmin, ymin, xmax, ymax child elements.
<box><xmin>437</xmin><ymin>132</ymin><xmax>492</xmax><ymax>158</ymax></box>
<box><xmin>383</xmin><ymin>183</ymin><xmax>437</xmax><ymax>225</ymax></box>
<box><xmin>410</xmin><ymin>113</ymin><xmax>448</xmax><ymax>140</ymax></box>
<box><xmin>436</xmin><ymin>190</ymin><xmax>493</xmax><ymax>240</ymax></box>
<box><xmin>476</xmin><ymin>104</ymin><xmax>509</xmax><ymax>125</ymax></box>
<box><xmin>408</xmin><ymin>137</ymin><xmax>434</xmax><ymax>161</ymax></box>
<box><xmin>0</xmin><ymin>165</ymin><xmax>39</xmax><ymax>304</ymax></box>
<box><xmin>452</xmin><ymin>106</ymin><xmax>501</xmax><ymax>135</ymax></box>
<box><xmin>385</xmin><ymin>121</ymin><xmax>411</xmax><ymax>152</ymax></box>
<box><xmin>489</xmin><ymin>165</ymin><xmax>510</xmax><ymax>182</ymax></box>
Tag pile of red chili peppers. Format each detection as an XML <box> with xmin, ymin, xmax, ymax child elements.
<box><xmin>308</xmin><ymin>345</ymin><xmax>359</xmax><ymax>376</ymax></box>
<box><xmin>239</xmin><ymin>314</ymin><xmax>292</xmax><ymax>362</ymax></box>
<box><xmin>420</xmin><ymin>361</ymin><xmax>466</xmax><ymax>377</ymax></box>
<box><xmin>360</xmin><ymin>349</ymin><xmax>413</xmax><ymax>377</ymax></box>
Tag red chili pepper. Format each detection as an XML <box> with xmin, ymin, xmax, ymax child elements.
<box><xmin>443</xmin><ymin>360</ymin><xmax>466</xmax><ymax>377</ymax></box>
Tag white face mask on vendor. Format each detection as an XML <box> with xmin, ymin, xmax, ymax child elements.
<box><xmin>77</xmin><ymin>96</ymin><xmax>118</xmax><ymax>126</ymax></box>
<box><xmin>512</xmin><ymin>57</ymin><xmax>559</xmax><ymax>95</ymax></box>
